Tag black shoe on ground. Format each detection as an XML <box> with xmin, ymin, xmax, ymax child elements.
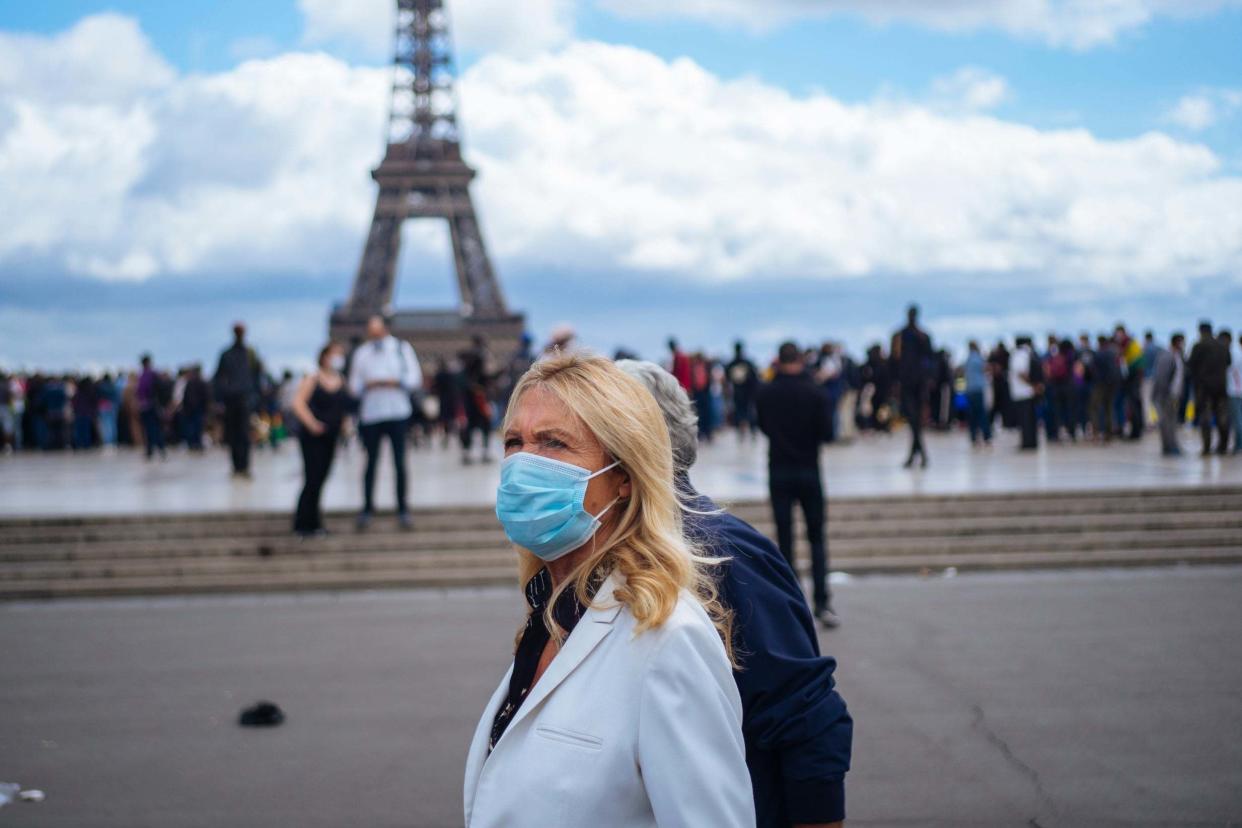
<box><xmin>355</xmin><ymin>512</ymin><xmax>372</xmax><ymax>532</ymax></box>
<box><xmin>398</xmin><ymin>512</ymin><xmax>414</xmax><ymax>531</ymax></box>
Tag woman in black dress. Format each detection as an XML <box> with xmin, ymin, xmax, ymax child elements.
<box><xmin>291</xmin><ymin>343</ymin><xmax>351</xmax><ymax>537</ymax></box>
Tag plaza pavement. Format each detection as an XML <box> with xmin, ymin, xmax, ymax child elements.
<box><xmin>1</xmin><ymin>566</ymin><xmax>1240</xmax><ymax>826</ymax></box>
<box><xmin>4</xmin><ymin>427</ymin><xmax>1241</xmax><ymax>517</ymax></box>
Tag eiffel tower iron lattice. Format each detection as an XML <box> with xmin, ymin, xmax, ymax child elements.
<box><xmin>330</xmin><ymin>0</ymin><xmax>525</xmax><ymax>365</ymax></box>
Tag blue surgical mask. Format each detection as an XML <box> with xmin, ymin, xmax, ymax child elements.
<box><xmin>495</xmin><ymin>452</ymin><xmax>621</xmax><ymax>562</ymax></box>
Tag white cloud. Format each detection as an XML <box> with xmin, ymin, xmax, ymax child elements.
<box><xmin>1165</xmin><ymin>89</ymin><xmax>1242</xmax><ymax>131</ymax></box>
<box><xmin>597</xmin><ymin>0</ymin><xmax>1242</xmax><ymax>49</ymax></box>
<box><xmin>297</xmin><ymin>0</ymin><xmax>574</xmax><ymax>58</ymax></box>
<box><xmin>2</xmin><ymin>16</ymin><xmax>1242</xmax><ymax>307</ymax></box>
<box><xmin>929</xmin><ymin>67</ymin><xmax>1010</xmax><ymax>112</ymax></box>
<box><xmin>459</xmin><ymin>42</ymin><xmax>1242</xmax><ymax>290</ymax></box>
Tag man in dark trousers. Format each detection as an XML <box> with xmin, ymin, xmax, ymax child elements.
<box><xmin>892</xmin><ymin>304</ymin><xmax>933</xmax><ymax>468</ymax></box>
<box><xmin>213</xmin><ymin>323</ymin><xmax>262</xmax><ymax>478</ymax></box>
<box><xmin>618</xmin><ymin>359</ymin><xmax>851</xmax><ymax>828</ymax></box>
<box><xmin>1187</xmin><ymin>320</ymin><xmax>1232</xmax><ymax>455</ymax></box>
<box><xmin>757</xmin><ymin>341</ymin><xmax>838</xmax><ymax>628</ymax></box>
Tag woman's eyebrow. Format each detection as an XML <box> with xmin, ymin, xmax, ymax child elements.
<box><xmin>532</xmin><ymin>428</ymin><xmax>576</xmax><ymax>442</ymax></box>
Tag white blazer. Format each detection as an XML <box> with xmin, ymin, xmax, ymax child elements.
<box><xmin>463</xmin><ymin>574</ymin><xmax>755</xmax><ymax>828</ymax></box>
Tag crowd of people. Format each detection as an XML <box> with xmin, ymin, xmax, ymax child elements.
<box><xmin>4</xmin><ymin>308</ymin><xmax>1239</xmax><ymax>538</ymax></box>
<box><xmin>662</xmin><ymin>308</ymin><xmax>1242</xmax><ymax>464</ymax></box>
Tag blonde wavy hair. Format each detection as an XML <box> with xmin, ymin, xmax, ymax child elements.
<box><xmin>503</xmin><ymin>352</ymin><xmax>734</xmax><ymax>661</ymax></box>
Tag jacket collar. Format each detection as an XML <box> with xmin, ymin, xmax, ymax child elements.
<box><xmin>499</xmin><ymin>570</ymin><xmax>623</xmax><ymax>741</ymax></box>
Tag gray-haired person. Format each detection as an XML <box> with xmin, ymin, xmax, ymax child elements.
<box><xmin>616</xmin><ymin>359</ymin><xmax>853</xmax><ymax>828</ymax></box>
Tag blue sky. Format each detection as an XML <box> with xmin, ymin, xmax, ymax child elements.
<box><xmin>2</xmin><ymin>0</ymin><xmax>1241</xmax><ymax>372</ymax></box>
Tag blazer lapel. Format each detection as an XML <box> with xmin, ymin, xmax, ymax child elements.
<box><xmin>493</xmin><ymin>573</ymin><xmax>624</xmax><ymax>747</ymax></box>
<box><xmin>463</xmin><ymin>664</ymin><xmax>512</xmax><ymax>820</ymax></box>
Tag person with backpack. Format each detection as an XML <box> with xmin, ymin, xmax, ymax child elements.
<box><xmin>348</xmin><ymin>315</ymin><xmax>421</xmax><ymax>531</ymax></box>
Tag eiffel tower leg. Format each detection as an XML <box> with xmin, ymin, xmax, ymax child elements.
<box><xmin>349</xmin><ymin>205</ymin><xmax>402</xmax><ymax>315</ymax></box>
<box><xmin>448</xmin><ymin>196</ymin><xmax>507</xmax><ymax>319</ymax></box>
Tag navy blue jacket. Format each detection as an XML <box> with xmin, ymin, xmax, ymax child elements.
<box><xmin>685</xmin><ymin>486</ymin><xmax>853</xmax><ymax>826</ymax></box>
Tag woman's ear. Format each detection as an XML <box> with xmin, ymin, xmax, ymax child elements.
<box><xmin>617</xmin><ymin>470</ymin><xmax>632</xmax><ymax>501</ymax></box>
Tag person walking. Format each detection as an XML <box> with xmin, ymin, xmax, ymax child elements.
<box><xmin>1151</xmin><ymin>333</ymin><xmax>1186</xmax><ymax>457</ymax></box>
<box><xmin>136</xmin><ymin>355</ymin><xmax>166</xmax><ymax>460</ymax></box>
<box><xmin>290</xmin><ymin>343</ymin><xmax>351</xmax><ymax>538</ymax></box>
<box><xmin>892</xmin><ymin>304</ymin><xmax>933</xmax><ymax>468</ymax></box>
<box><xmin>668</xmin><ymin>338</ymin><xmax>692</xmax><ymax>392</ymax></box>
<box><xmin>757</xmin><ymin>341</ymin><xmax>838</xmax><ymax>628</ymax></box>
<box><xmin>1090</xmin><ymin>335</ymin><xmax>1121</xmax><ymax>442</ymax></box>
<box><xmin>964</xmin><ymin>340</ymin><xmax>992</xmax><ymax>446</ymax></box>
<box><xmin>1117</xmin><ymin>325</ymin><xmax>1145</xmax><ymax>440</ymax></box>
<box><xmin>617</xmin><ymin>358</ymin><xmax>853</xmax><ymax>828</ymax></box>
<box><xmin>726</xmin><ymin>340</ymin><xmax>760</xmax><ymax>442</ymax></box>
<box><xmin>96</xmin><ymin>373</ymin><xmax>119</xmax><ymax>452</ymax></box>
<box><xmin>180</xmin><ymin>364</ymin><xmax>210</xmax><ymax>452</ymax></box>
<box><xmin>1010</xmin><ymin>336</ymin><xmax>1040</xmax><ymax>451</ymax></box>
<box><xmin>1187</xmin><ymin>320</ymin><xmax>1231</xmax><ymax>456</ymax></box>
<box><xmin>348</xmin><ymin>315</ymin><xmax>421</xmax><ymax>531</ymax></box>
<box><xmin>1227</xmin><ymin>330</ymin><xmax>1242</xmax><ymax>454</ymax></box>
<box><xmin>459</xmin><ymin>335</ymin><xmax>496</xmax><ymax>465</ymax></box>
<box><xmin>213</xmin><ymin>323</ymin><xmax>262</xmax><ymax>477</ymax></box>
<box><xmin>71</xmin><ymin>375</ymin><xmax>98</xmax><ymax>450</ymax></box>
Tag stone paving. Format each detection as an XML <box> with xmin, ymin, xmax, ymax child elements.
<box><xmin>4</xmin><ymin>427</ymin><xmax>1241</xmax><ymax>517</ymax></box>
<box><xmin>2</xmin><ymin>566</ymin><xmax>1240</xmax><ymax>826</ymax></box>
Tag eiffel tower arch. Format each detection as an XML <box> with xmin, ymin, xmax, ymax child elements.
<box><xmin>329</xmin><ymin>0</ymin><xmax>525</xmax><ymax>367</ymax></box>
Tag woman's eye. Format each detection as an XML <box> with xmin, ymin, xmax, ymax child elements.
<box><xmin>504</xmin><ymin>438</ymin><xmax>522</xmax><ymax>449</ymax></box>
<box><xmin>544</xmin><ymin>439</ymin><xmax>566</xmax><ymax>449</ymax></box>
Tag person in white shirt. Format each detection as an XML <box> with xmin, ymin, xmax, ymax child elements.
<box><xmin>466</xmin><ymin>353</ymin><xmax>754</xmax><ymax>828</ymax></box>
<box><xmin>1224</xmin><ymin>330</ymin><xmax>1242</xmax><ymax>455</ymax></box>
<box><xmin>1009</xmin><ymin>336</ymin><xmax>1039</xmax><ymax>450</ymax></box>
<box><xmin>347</xmin><ymin>315</ymin><xmax>422</xmax><ymax>531</ymax></box>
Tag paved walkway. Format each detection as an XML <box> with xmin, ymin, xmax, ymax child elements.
<box><xmin>2</xmin><ymin>566</ymin><xmax>1239</xmax><ymax>826</ymax></box>
<box><xmin>4</xmin><ymin>428</ymin><xmax>1242</xmax><ymax>518</ymax></box>
<box><xmin>3</xmin><ymin>427</ymin><xmax>1240</xmax><ymax>517</ymax></box>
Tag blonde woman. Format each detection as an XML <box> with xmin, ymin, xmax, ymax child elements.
<box><xmin>463</xmin><ymin>353</ymin><xmax>754</xmax><ymax>827</ymax></box>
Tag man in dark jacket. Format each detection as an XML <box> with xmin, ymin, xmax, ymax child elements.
<box><xmin>892</xmin><ymin>304</ymin><xmax>933</xmax><ymax>468</ymax></box>
<box><xmin>1187</xmin><ymin>320</ymin><xmax>1232</xmax><ymax>455</ymax></box>
<box><xmin>213</xmin><ymin>323</ymin><xmax>262</xmax><ymax>477</ymax></box>
<box><xmin>617</xmin><ymin>359</ymin><xmax>852</xmax><ymax>828</ymax></box>
<box><xmin>756</xmin><ymin>342</ymin><xmax>837</xmax><ymax>627</ymax></box>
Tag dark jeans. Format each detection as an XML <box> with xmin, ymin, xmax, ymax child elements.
<box><xmin>769</xmin><ymin>466</ymin><xmax>830</xmax><ymax>613</ymax></box>
<box><xmin>1196</xmin><ymin>389</ymin><xmax>1230</xmax><ymax>454</ymax></box>
<box><xmin>1048</xmin><ymin>383</ymin><xmax>1075</xmax><ymax>440</ymax></box>
<box><xmin>1016</xmin><ymin>397</ymin><xmax>1038</xmax><ymax>449</ymax></box>
<box><xmin>361</xmin><ymin>418</ymin><xmax>408</xmax><ymax>515</ymax></box>
<box><xmin>1123</xmin><ymin>376</ymin><xmax>1144</xmax><ymax>439</ymax></box>
<box><xmin>182</xmin><ymin>410</ymin><xmax>205</xmax><ymax>451</ymax></box>
<box><xmin>966</xmin><ymin>390</ymin><xmax>991</xmax><ymax>443</ymax></box>
<box><xmin>73</xmin><ymin>416</ymin><xmax>94</xmax><ymax>449</ymax></box>
<box><xmin>295</xmin><ymin>430</ymin><xmax>339</xmax><ymax>533</ymax></box>
<box><xmin>222</xmin><ymin>398</ymin><xmax>251</xmax><ymax>472</ymax></box>
<box><xmin>900</xmin><ymin>383</ymin><xmax>926</xmax><ymax>462</ymax></box>
<box><xmin>140</xmin><ymin>408</ymin><xmax>165</xmax><ymax>457</ymax></box>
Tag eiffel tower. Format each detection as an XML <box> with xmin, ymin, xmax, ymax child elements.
<box><xmin>330</xmin><ymin>0</ymin><xmax>525</xmax><ymax>366</ymax></box>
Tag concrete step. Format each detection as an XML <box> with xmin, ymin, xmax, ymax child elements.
<box><xmin>4</xmin><ymin>525</ymin><xmax>1240</xmax><ymax>583</ymax></box>
<box><xmin>4</xmin><ymin>497</ymin><xmax>1241</xmax><ymax>550</ymax></box>
<box><xmin>5</xmin><ymin>512</ymin><xmax>1241</xmax><ymax>566</ymax></box>
<box><xmin>4</xmin><ymin>545</ymin><xmax>1239</xmax><ymax>601</ymax></box>
<box><xmin>4</xmin><ymin>489</ymin><xmax>1239</xmax><ymax>542</ymax></box>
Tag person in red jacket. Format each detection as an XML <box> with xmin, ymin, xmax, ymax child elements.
<box><xmin>668</xmin><ymin>338</ymin><xmax>692</xmax><ymax>391</ymax></box>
